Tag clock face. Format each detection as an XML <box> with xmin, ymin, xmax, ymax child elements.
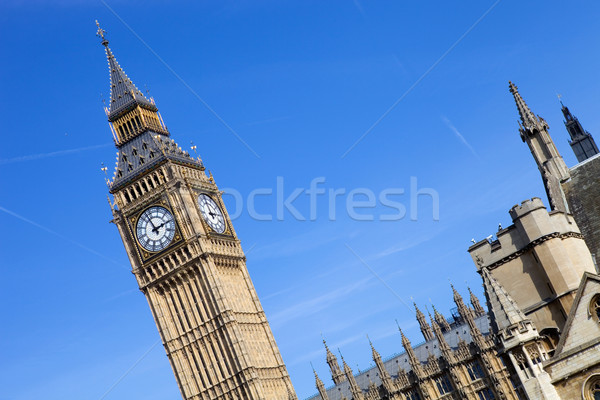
<box><xmin>198</xmin><ymin>194</ymin><xmax>226</xmax><ymax>233</ymax></box>
<box><xmin>136</xmin><ymin>206</ymin><xmax>176</xmax><ymax>252</ymax></box>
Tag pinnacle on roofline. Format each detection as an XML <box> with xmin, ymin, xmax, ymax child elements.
<box><xmin>509</xmin><ymin>80</ymin><xmax>543</xmax><ymax>131</ymax></box>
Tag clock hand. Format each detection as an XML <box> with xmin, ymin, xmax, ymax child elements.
<box><xmin>154</xmin><ymin>220</ymin><xmax>170</xmax><ymax>231</ymax></box>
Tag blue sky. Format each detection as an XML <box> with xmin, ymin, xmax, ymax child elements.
<box><xmin>1</xmin><ymin>1</ymin><xmax>599</xmax><ymax>399</ymax></box>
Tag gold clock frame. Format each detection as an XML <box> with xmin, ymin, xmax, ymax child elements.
<box><xmin>129</xmin><ymin>199</ymin><xmax>182</xmax><ymax>262</ymax></box>
<box><xmin>193</xmin><ymin>190</ymin><xmax>232</xmax><ymax>237</ymax></box>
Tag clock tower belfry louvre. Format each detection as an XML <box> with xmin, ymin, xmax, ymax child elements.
<box><xmin>97</xmin><ymin>25</ymin><xmax>296</xmax><ymax>400</ymax></box>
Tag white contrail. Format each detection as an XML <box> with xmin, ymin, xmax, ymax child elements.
<box><xmin>0</xmin><ymin>143</ymin><xmax>113</xmax><ymax>165</ymax></box>
<box><xmin>441</xmin><ymin>116</ymin><xmax>480</xmax><ymax>160</ymax></box>
<box><xmin>0</xmin><ymin>205</ymin><xmax>128</xmax><ymax>270</ymax></box>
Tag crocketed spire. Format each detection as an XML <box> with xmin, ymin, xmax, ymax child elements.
<box><xmin>398</xmin><ymin>326</ymin><xmax>424</xmax><ymax>378</ymax></box>
<box><xmin>312</xmin><ymin>365</ymin><xmax>329</xmax><ymax>400</ymax></box>
<box><xmin>97</xmin><ymin>21</ymin><xmax>156</xmax><ymax>122</ymax></box>
<box><xmin>468</xmin><ymin>286</ymin><xmax>486</xmax><ymax>317</ymax></box>
<box><xmin>323</xmin><ymin>339</ymin><xmax>346</xmax><ymax>385</ymax></box>
<box><xmin>369</xmin><ymin>337</ymin><xmax>394</xmax><ymax>393</ymax></box>
<box><xmin>509</xmin><ymin>81</ymin><xmax>542</xmax><ymax>131</ymax></box>
<box><xmin>341</xmin><ymin>353</ymin><xmax>363</xmax><ymax>400</ymax></box>
<box><xmin>431</xmin><ymin>304</ymin><xmax>451</xmax><ymax>332</ymax></box>
<box><xmin>414</xmin><ymin>302</ymin><xmax>434</xmax><ymax>341</ymax></box>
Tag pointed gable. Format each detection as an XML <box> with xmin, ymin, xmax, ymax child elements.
<box><xmin>552</xmin><ymin>272</ymin><xmax>600</xmax><ymax>358</ymax></box>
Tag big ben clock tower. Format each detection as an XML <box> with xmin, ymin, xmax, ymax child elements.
<box><xmin>96</xmin><ymin>24</ymin><xmax>296</xmax><ymax>400</ymax></box>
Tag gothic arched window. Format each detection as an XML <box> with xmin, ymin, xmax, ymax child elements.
<box><xmin>590</xmin><ymin>295</ymin><xmax>600</xmax><ymax>322</ymax></box>
<box><xmin>593</xmin><ymin>382</ymin><xmax>600</xmax><ymax>400</ymax></box>
<box><xmin>585</xmin><ymin>375</ymin><xmax>600</xmax><ymax>400</ymax></box>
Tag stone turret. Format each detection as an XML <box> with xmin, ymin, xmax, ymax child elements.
<box><xmin>469</xmin><ymin>197</ymin><xmax>596</xmax><ymax>333</ymax></box>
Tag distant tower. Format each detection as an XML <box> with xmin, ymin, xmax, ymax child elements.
<box><xmin>509</xmin><ymin>82</ymin><xmax>570</xmax><ymax>212</ymax></box>
<box><xmin>561</xmin><ymin>102</ymin><xmax>599</xmax><ymax>163</ymax></box>
<box><xmin>97</xmin><ymin>24</ymin><xmax>295</xmax><ymax>399</ymax></box>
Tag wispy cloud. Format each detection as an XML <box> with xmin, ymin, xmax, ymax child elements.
<box><xmin>0</xmin><ymin>143</ymin><xmax>113</xmax><ymax>165</ymax></box>
<box><xmin>0</xmin><ymin>206</ymin><xmax>128</xmax><ymax>270</ymax></box>
<box><xmin>341</xmin><ymin>0</ymin><xmax>503</xmax><ymax>158</ymax></box>
<box><xmin>268</xmin><ymin>276</ymin><xmax>373</xmax><ymax>326</ymax></box>
<box><xmin>372</xmin><ymin>227</ymin><xmax>445</xmax><ymax>259</ymax></box>
<box><xmin>251</xmin><ymin>226</ymin><xmax>354</xmax><ymax>261</ymax></box>
<box><xmin>243</xmin><ymin>115</ymin><xmax>291</xmax><ymax>127</ymax></box>
<box><xmin>441</xmin><ymin>116</ymin><xmax>480</xmax><ymax>160</ymax></box>
<box><xmin>353</xmin><ymin>0</ymin><xmax>366</xmax><ymax>17</ymax></box>
<box><xmin>288</xmin><ymin>333</ymin><xmax>365</xmax><ymax>366</ymax></box>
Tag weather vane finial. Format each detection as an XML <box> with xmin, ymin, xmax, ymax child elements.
<box><xmin>95</xmin><ymin>20</ymin><xmax>108</xmax><ymax>45</ymax></box>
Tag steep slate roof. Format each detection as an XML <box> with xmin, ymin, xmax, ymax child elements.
<box><xmin>109</xmin><ymin>131</ymin><xmax>203</xmax><ymax>192</ymax></box>
<box><xmin>481</xmin><ymin>268</ymin><xmax>528</xmax><ymax>333</ymax></box>
<box><xmin>102</xmin><ymin>40</ymin><xmax>157</xmax><ymax>121</ymax></box>
<box><xmin>306</xmin><ymin>315</ymin><xmax>491</xmax><ymax>400</ymax></box>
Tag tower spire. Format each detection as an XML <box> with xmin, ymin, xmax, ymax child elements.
<box><xmin>96</xmin><ymin>24</ymin><xmax>201</xmax><ymax>193</ymax></box>
<box><xmin>561</xmin><ymin>102</ymin><xmax>599</xmax><ymax>163</ymax></box>
<box><xmin>509</xmin><ymin>81</ymin><xmax>541</xmax><ymax>130</ymax></box>
<box><xmin>97</xmin><ymin>24</ymin><xmax>157</xmax><ymax>122</ymax></box>
<box><xmin>509</xmin><ymin>81</ymin><xmax>570</xmax><ymax>212</ymax></box>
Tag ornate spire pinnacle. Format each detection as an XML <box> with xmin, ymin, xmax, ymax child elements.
<box><xmin>452</xmin><ymin>285</ymin><xmax>486</xmax><ymax>348</ymax></box>
<box><xmin>312</xmin><ymin>364</ymin><xmax>329</xmax><ymax>400</ymax></box>
<box><xmin>431</xmin><ymin>304</ymin><xmax>450</xmax><ymax>332</ymax></box>
<box><xmin>96</xmin><ymin>20</ymin><xmax>108</xmax><ymax>46</ymax></box>
<box><xmin>431</xmin><ymin>317</ymin><xmax>454</xmax><ymax>361</ymax></box>
<box><xmin>398</xmin><ymin>326</ymin><xmax>423</xmax><ymax>378</ymax></box>
<box><xmin>97</xmin><ymin>22</ymin><xmax>157</xmax><ymax>122</ymax></box>
<box><xmin>341</xmin><ymin>354</ymin><xmax>363</xmax><ymax>400</ymax></box>
<box><xmin>509</xmin><ymin>81</ymin><xmax>543</xmax><ymax>131</ymax></box>
<box><xmin>452</xmin><ymin>284</ymin><xmax>474</xmax><ymax>321</ymax></box>
<box><xmin>323</xmin><ymin>339</ymin><xmax>346</xmax><ymax>385</ymax></box>
<box><xmin>369</xmin><ymin>336</ymin><xmax>394</xmax><ymax>393</ymax></box>
<box><xmin>508</xmin><ymin>81</ymin><xmax>570</xmax><ymax>212</ymax></box>
<box><xmin>414</xmin><ymin>302</ymin><xmax>434</xmax><ymax>341</ymax></box>
<box><xmin>468</xmin><ymin>286</ymin><xmax>486</xmax><ymax>317</ymax></box>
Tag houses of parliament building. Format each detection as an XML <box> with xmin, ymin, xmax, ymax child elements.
<box><xmin>96</xmin><ymin>23</ymin><xmax>600</xmax><ymax>400</ymax></box>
